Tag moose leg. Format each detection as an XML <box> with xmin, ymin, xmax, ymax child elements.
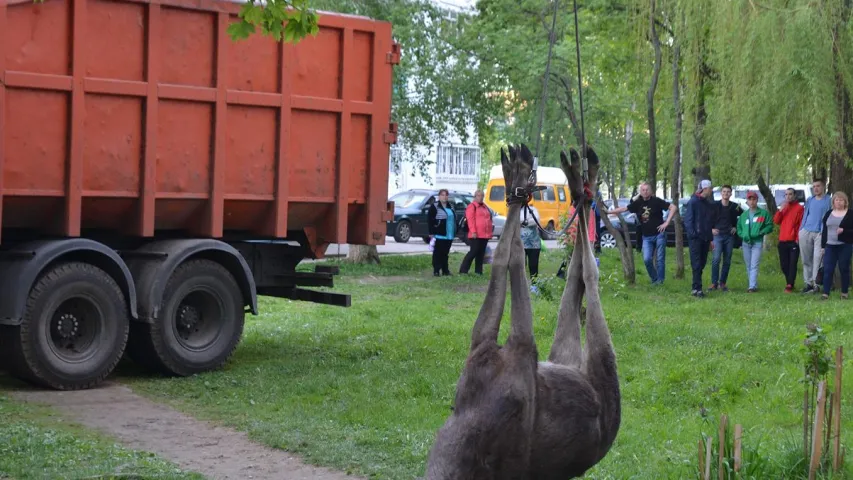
<box><xmin>575</xmin><ymin>150</ymin><xmax>621</xmax><ymax>444</ymax></box>
<box><xmin>506</xmin><ymin>202</ymin><xmax>535</xmax><ymax>351</ymax></box>
<box><xmin>548</xmin><ymin>215</ymin><xmax>586</xmax><ymax>366</ymax></box>
<box><xmin>469</xmin><ymin>149</ymin><xmax>518</xmax><ymax>350</ymax></box>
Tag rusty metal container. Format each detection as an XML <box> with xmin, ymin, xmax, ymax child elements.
<box><xmin>1</xmin><ymin>0</ymin><xmax>397</xmax><ymax>256</ymax></box>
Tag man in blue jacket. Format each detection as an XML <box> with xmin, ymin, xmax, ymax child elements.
<box><xmin>684</xmin><ymin>179</ymin><xmax>716</xmax><ymax>297</ymax></box>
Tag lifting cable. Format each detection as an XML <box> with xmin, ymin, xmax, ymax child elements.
<box><xmin>525</xmin><ymin>0</ymin><xmax>590</xmax><ymax>241</ymax></box>
<box><xmin>531</xmin><ymin>0</ymin><xmax>588</xmax><ymax>184</ymax></box>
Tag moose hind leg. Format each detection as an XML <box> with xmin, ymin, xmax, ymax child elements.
<box><xmin>548</xmin><ymin>233</ymin><xmax>585</xmax><ymax>366</ymax></box>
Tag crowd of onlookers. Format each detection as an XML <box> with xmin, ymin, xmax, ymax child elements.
<box><xmin>425</xmin><ymin>179</ymin><xmax>853</xmax><ymax>300</ymax></box>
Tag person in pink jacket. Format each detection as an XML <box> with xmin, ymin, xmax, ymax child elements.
<box><xmin>459</xmin><ymin>190</ymin><xmax>494</xmax><ymax>275</ymax></box>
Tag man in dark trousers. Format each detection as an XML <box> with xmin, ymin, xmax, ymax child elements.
<box><xmin>709</xmin><ymin>185</ymin><xmax>743</xmax><ymax>292</ymax></box>
<box><xmin>773</xmin><ymin>187</ymin><xmax>805</xmax><ymax>292</ymax></box>
<box><xmin>683</xmin><ymin>179</ymin><xmax>716</xmax><ymax>297</ymax></box>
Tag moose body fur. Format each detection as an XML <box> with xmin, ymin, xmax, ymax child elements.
<box><xmin>425</xmin><ymin>144</ymin><xmax>620</xmax><ymax>479</ymax></box>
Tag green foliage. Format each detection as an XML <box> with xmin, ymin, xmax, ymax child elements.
<box><xmin>92</xmin><ymin>248</ymin><xmax>853</xmax><ymax>478</ymax></box>
<box><xmin>802</xmin><ymin>323</ymin><xmax>833</xmax><ymax>388</ymax></box>
<box><xmin>699</xmin><ymin>415</ymin><xmax>776</xmax><ymax>480</ymax></box>
<box><xmin>227</xmin><ymin>0</ymin><xmax>320</xmax><ymax>42</ymax></box>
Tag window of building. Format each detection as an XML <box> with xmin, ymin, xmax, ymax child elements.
<box><xmin>389</xmin><ymin>147</ymin><xmax>402</xmax><ymax>175</ymax></box>
<box><xmin>435</xmin><ymin>145</ymin><xmax>481</xmax><ymax>181</ymax></box>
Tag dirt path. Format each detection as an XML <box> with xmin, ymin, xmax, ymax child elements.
<box><xmin>12</xmin><ymin>382</ymin><xmax>360</xmax><ymax>480</ymax></box>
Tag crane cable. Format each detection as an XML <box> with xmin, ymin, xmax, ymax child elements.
<box><xmin>532</xmin><ymin>0</ymin><xmax>588</xmax><ymax>183</ymax></box>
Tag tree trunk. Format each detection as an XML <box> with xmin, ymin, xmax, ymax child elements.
<box><xmin>621</xmin><ymin>103</ymin><xmax>635</xmax><ymax>198</ymax></box>
<box><xmin>830</xmin><ymin>0</ymin><xmax>853</xmax><ymax>195</ymax></box>
<box><xmin>692</xmin><ymin>37</ymin><xmax>711</xmax><ymax>186</ymax></box>
<box><xmin>346</xmin><ymin>245</ymin><xmax>381</xmax><ymax>264</ymax></box>
<box><xmin>672</xmin><ymin>38</ymin><xmax>685</xmax><ymax>279</ymax></box>
<box><xmin>749</xmin><ymin>152</ymin><xmax>777</xmax><ymax>215</ymax></box>
<box><xmin>647</xmin><ymin>0</ymin><xmax>662</xmax><ymax>193</ymax></box>
<box><xmin>598</xmin><ymin>193</ymin><xmax>636</xmax><ymax>284</ymax></box>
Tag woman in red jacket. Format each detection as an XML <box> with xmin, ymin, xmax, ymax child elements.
<box><xmin>773</xmin><ymin>188</ymin><xmax>805</xmax><ymax>292</ymax></box>
<box><xmin>459</xmin><ymin>190</ymin><xmax>494</xmax><ymax>275</ymax></box>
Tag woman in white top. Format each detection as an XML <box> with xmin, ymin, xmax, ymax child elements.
<box><xmin>519</xmin><ymin>204</ymin><xmax>542</xmax><ymax>278</ymax></box>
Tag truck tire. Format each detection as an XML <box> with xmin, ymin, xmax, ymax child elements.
<box><xmin>127</xmin><ymin>259</ymin><xmax>244</xmax><ymax>376</ymax></box>
<box><xmin>1</xmin><ymin>262</ymin><xmax>129</xmax><ymax>390</ymax></box>
<box><xmin>393</xmin><ymin>220</ymin><xmax>412</xmax><ymax>243</ymax></box>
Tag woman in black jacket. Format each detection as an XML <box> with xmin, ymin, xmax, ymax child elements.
<box><xmin>820</xmin><ymin>191</ymin><xmax>853</xmax><ymax>299</ymax></box>
<box><xmin>428</xmin><ymin>189</ymin><xmax>456</xmax><ymax>276</ymax></box>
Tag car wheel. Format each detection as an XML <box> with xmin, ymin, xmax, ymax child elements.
<box><xmin>600</xmin><ymin>232</ymin><xmax>617</xmax><ymax>249</ymax></box>
<box><xmin>393</xmin><ymin>220</ymin><xmax>412</xmax><ymax>243</ymax></box>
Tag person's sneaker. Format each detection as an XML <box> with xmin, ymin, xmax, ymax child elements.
<box><xmin>785</xmin><ymin>284</ymin><xmax>793</xmax><ymax>293</ymax></box>
<box><xmin>530</xmin><ymin>285</ymin><xmax>540</xmax><ymax>295</ymax></box>
<box><xmin>802</xmin><ymin>284</ymin><xmax>814</xmax><ymax>294</ymax></box>
<box><xmin>720</xmin><ymin>283</ymin><xmax>729</xmax><ymax>292</ymax></box>
<box><xmin>433</xmin><ymin>272</ymin><xmax>441</xmax><ymax>277</ymax></box>
<box><xmin>691</xmin><ymin>289</ymin><xmax>699</xmax><ymax>297</ymax></box>
<box><xmin>708</xmin><ymin>283</ymin><xmax>718</xmax><ymax>291</ymax></box>
<box><xmin>747</xmin><ymin>288</ymin><xmax>757</xmax><ymax>293</ymax></box>
<box><xmin>696</xmin><ymin>290</ymin><xmax>705</xmax><ymax>298</ymax></box>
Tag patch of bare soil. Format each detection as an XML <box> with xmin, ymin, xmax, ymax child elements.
<box><xmin>12</xmin><ymin>382</ymin><xmax>360</xmax><ymax>480</ymax></box>
<box><xmin>355</xmin><ymin>275</ymin><xmax>414</xmax><ymax>285</ymax></box>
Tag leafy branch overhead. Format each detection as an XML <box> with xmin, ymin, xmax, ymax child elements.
<box><xmin>227</xmin><ymin>0</ymin><xmax>320</xmax><ymax>42</ymax></box>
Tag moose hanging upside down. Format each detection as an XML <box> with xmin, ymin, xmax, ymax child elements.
<box><xmin>424</xmin><ymin>144</ymin><xmax>621</xmax><ymax>479</ymax></box>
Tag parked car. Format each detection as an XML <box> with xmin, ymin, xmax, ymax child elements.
<box><xmin>386</xmin><ymin>189</ymin><xmax>502</xmax><ymax>243</ymax></box>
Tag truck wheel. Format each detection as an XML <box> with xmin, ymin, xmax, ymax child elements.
<box><xmin>128</xmin><ymin>259</ymin><xmax>244</xmax><ymax>376</ymax></box>
<box><xmin>2</xmin><ymin>262</ymin><xmax>129</xmax><ymax>390</ymax></box>
<box><xmin>393</xmin><ymin>220</ymin><xmax>412</xmax><ymax>243</ymax></box>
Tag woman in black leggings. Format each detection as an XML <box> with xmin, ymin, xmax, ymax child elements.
<box><xmin>428</xmin><ymin>189</ymin><xmax>456</xmax><ymax>276</ymax></box>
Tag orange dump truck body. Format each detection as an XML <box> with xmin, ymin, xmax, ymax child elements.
<box><xmin>0</xmin><ymin>0</ymin><xmax>397</xmax><ymax>256</ymax></box>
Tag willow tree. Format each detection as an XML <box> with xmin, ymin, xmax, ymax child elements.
<box><xmin>702</xmin><ymin>1</ymin><xmax>853</xmax><ymax>194</ymax></box>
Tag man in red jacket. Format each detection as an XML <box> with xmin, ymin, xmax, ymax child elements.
<box><xmin>774</xmin><ymin>188</ymin><xmax>805</xmax><ymax>292</ymax></box>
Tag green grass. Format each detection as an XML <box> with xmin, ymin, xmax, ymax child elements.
<box><xmin>6</xmin><ymin>246</ymin><xmax>853</xmax><ymax>479</ymax></box>
<box><xmin>0</xmin><ymin>385</ymin><xmax>203</xmax><ymax>480</ymax></box>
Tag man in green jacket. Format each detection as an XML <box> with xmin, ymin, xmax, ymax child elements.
<box><xmin>737</xmin><ymin>191</ymin><xmax>775</xmax><ymax>292</ymax></box>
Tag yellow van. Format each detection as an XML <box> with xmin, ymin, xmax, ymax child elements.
<box><xmin>484</xmin><ymin>165</ymin><xmax>572</xmax><ymax>238</ymax></box>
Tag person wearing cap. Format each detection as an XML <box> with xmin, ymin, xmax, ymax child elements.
<box><xmin>683</xmin><ymin>179</ymin><xmax>716</xmax><ymax>297</ymax></box>
<box><xmin>799</xmin><ymin>179</ymin><xmax>832</xmax><ymax>293</ymax></box>
<box><xmin>773</xmin><ymin>187</ymin><xmax>805</xmax><ymax>293</ymax></box>
<box><xmin>737</xmin><ymin>191</ymin><xmax>774</xmax><ymax>292</ymax></box>
<box><xmin>709</xmin><ymin>184</ymin><xmax>743</xmax><ymax>292</ymax></box>
<box><xmin>608</xmin><ymin>182</ymin><xmax>677</xmax><ymax>285</ymax></box>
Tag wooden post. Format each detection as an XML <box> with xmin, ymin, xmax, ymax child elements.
<box><xmin>833</xmin><ymin>346</ymin><xmax>843</xmax><ymax>472</ymax></box>
<box><xmin>734</xmin><ymin>424</ymin><xmax>743</xmax><ymax>473</ymax></box>
<box><xmin>804</xmin><ymin>366</ymin><xmax>811</xmax><ymax>461</ymax></box>
<box><xmin>705</xmin><ymin>436</ymin><xmax>713</xmax><ymax>480</ymax></box>
<box><xmin>718</xmin><ymin>414</ymin><xmax>728</xmax><ymax>480</ymax></box>
<box><xmin>825</xmin><ymin>391</ymin><xmax>833</xmax><ymax>463</ymax></box>
<box><xmin>699</xmin><ymin>438</ymin><xmax>706</xmax><ymax>479</ymax></box>
<box><xmin>809</xmin><ymin>381</ymin><xmax>827</xmax><ymax>480</ymax></box>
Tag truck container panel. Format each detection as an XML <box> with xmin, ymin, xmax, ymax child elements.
<box><xmin>0</xmin><ymin>0</ymin><xmax>397</xmax><ymax>256</ymax></box>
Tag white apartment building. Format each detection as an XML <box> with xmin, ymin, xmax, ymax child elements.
<box><xmin>387</xmin><ymin>0</ymin><xmax>481</xmax><ymax>197</ymax></box>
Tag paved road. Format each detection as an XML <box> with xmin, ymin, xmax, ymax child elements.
<box><xmin>324</xmin><ymin>237</ymin><xmax>562</xmax><ymax>258</ymax></box>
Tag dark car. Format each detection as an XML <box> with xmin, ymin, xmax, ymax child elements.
<box><xmin>387</xmin><ymin>189</ymin><xmax>496</xmax><ymax>244</ymax></box>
